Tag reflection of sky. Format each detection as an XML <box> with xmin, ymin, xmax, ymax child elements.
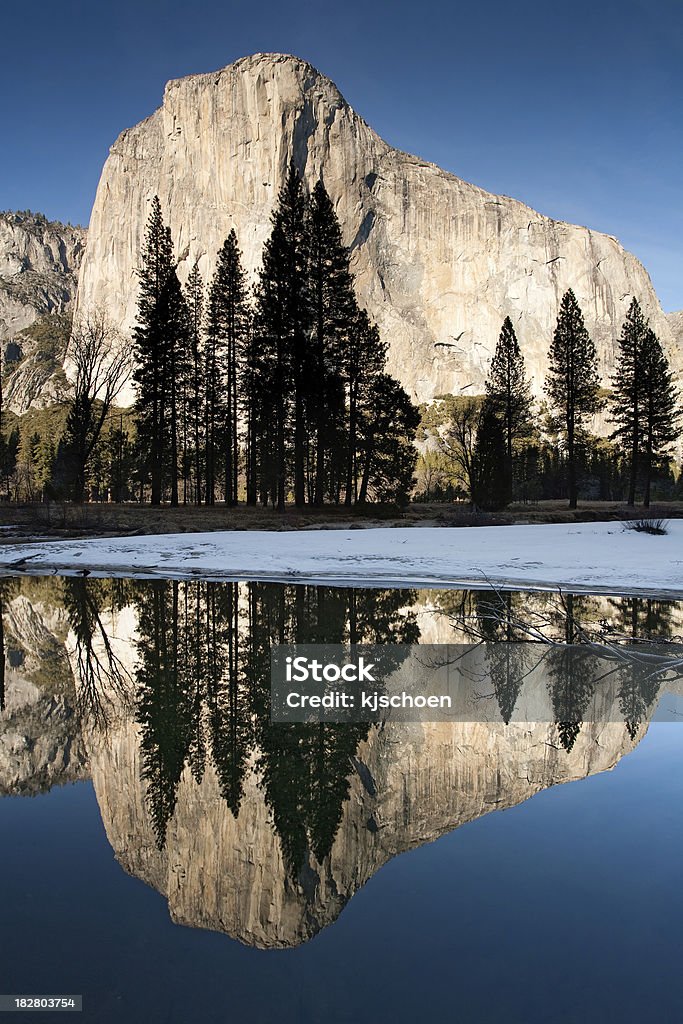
<box><xmin>1</xmin><ymin>723</ymin><xmax>682</xmax><ymax>1023</ymax></box>
<box><xmin>653</xmin><ymin>692</ymin><xmax>683</xmax><ymax>723</ymax></box>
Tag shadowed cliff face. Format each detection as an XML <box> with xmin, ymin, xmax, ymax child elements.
<box><xmin>78</xmin><ymin>53</ymin><xmax>679</xmax><ymax>408</ymax></box>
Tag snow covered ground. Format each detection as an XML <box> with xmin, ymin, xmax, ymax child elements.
<box><xmin>0</xmin><ymin>521</ymin><xmax>681</xmax><ymax>597</ymax></box>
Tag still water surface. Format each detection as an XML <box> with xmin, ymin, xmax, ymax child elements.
<box><xmin>1</xmin><ymin>578</ymin><xmax>682</xmax><ymax>1023</ymax></box>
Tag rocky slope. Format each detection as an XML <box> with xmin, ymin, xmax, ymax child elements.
<box><xmin>78</xmin><ymin>52</ymin><xmax>679</xmax><ymax>406</ymax></box>
<box><xmin>0</xmin><ymin>211</ymin><xmax>85</xmax><ymax>413</ymax></box>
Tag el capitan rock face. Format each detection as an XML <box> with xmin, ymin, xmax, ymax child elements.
<box><xmin>77</xmin><ymin>53</ymin><xmax>678</xmax><ymax>406</ymax></box>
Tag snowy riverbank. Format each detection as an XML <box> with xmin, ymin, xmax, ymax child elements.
<box><xmin>0</xmin><ymin>521</ymin><xmax>680</xmax><ymax>597</ymax></box>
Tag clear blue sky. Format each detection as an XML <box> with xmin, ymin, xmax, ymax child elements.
<box><xmin>2</xmin><ymin>0</ymin><xmax>681</xmax><ymax>309</ymax></box>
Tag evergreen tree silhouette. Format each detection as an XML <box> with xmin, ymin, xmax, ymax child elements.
<box><xmin>157</xmin><ymin>270</ymin><xmax>191</xmax><ymax>506</ymax></box>
<box><xmin>132</xmin><ymin>196</ymin><xmax>175</xmax><ymax>504</ymax></box>
<box><xmin>641</xmin><ymin>328</ymin><xmax>681</xmax><ymax>507</ymax></box>
<box><xmin>252</xmin><ymin>165</ymin><xmax>311</xmax><ymax>510</ymax></box>
<box><xmin>609</xmin><ymin>298</ymin><xmax>650</xmax><ymax>506</ymax></box>
<box><xmin>544</xmin><ymin>290</ymin><xmax>602</xmax><ymax>508</ymax></box>
<box><xmin>476</xmin><ymin>591</ymin><xmax>527</xmax><ymax>723</ymax></box>
<box><xmin>184</xmin><ymin>261</ymin><xmax>205</xmax><ymax>504</ymax></box>
<box><xmin>485</xmin><ymin>317</ymin><xmax>532</xmax><ymax>490</ymax></box>
<box><xmin>308</xmin><ymin>179</ymin><xmax>357</xmax><ymax>504</ymax></box>
<box><xmin>471</xmin><ymin>400</ymin><xmax>511</xmax><ymax>510</ymax></box>
<box><xmin>546</xmin><ymin>595</ymin><xmax>598</xmax><ymax>751</ymax></box>
<box><xmin>205</xmin><ymin>232</ymin><xmax>250</xmax><ymax>506</ymax></box>
<box><xmin>356</xmin><ymin>373</ymin><xmax>419</xmax><ymax>505</ymax></box>
<box><xmin>206</xmin><ymin>583</ymin><xmax>252</xmax><ymax>816</ymax></box>
<box><xmin>136</xmin><ymin>581</ymin><xmax>195</xmax><ymax>846</ymax></box>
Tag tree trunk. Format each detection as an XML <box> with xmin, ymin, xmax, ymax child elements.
<box><xmin>275</xmin><ymin>337</ymin><xmax>286</xmax><ymax>513</ymax></box>
<box><xmin>294</xmin><ymin>388</ymin><xmax>305</xmax><ymax>507</ymax></box>
<box><xmin>344</xmin><ymin>387</ymin><xmax>357</xmax><ymax>506</ymax></box>
<box><xmin>643</xmin><ymin>439</ymin><xmax>652</xmax><ymax>508</ymax></box>
<box><xmin>567</xmin><ymin>410</ymin><xmax>577</xmax><ymax>509</ymax></box>
<box><xmin>628</xmin><ymin>409</ymin><xmax>638</xmax><ymax>507</ymax></box>
<box><xmin>170</xmin><ymin>370</ymin><xmax>179</xmax><ymax>507</ymax></box>
<box><xmin>232</xmin><ymin>335</ymin><xmax>239</xmax><ymax>506</ymax></box>
<box><xmin>358</xmin><ymin>436</ymin><xmax>373</xmax><ymax>504</ymax></box>
<box><xmin>246</xmin><ymin>411</ymin><xmax>257</xmax><ymax>506</ymax></box>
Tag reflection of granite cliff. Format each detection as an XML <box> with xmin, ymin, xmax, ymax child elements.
<box><xmin>89</xmin><ymin>710</ymin><xmax>639</xmax><ymax>949</ymax></box>
<box><xmin>1</xmin><ymin>583</ymin><xmax>669</xmax><ymax>949</ymax></box>
<box><xmin>0</xmin><ymin>592</ymin><xmax>87</xmax><ymax>795</ymax></box>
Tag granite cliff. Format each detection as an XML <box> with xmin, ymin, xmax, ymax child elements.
<box><xmin>78</xmin><ymin>53</ymin><xmax>679</xmax><ymax>406</ymax></box>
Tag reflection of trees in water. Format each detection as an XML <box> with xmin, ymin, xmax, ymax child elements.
<box><xmin>602</xmin><ymin>599</ymin><xmax>674</xmax><ymax>738</ymax></box>
<box><xmin>468</xmin><ymin>589</ymin><xmax>676</xmax><ymax>748</ymax></box>
<box><xmin>130</xmin><ymin>580</ymin><xmax>418</xmax><ymax>872</ymax></box>
<box><xmin>62</xmin><ymin>578</ymin><xmax>134</xmax><ymax>729</ymax></box>
<box><xmin>618</xmin><ymin>665</ymin><xmax>662</xmax><ymax>740</ymax></box>
<box><xmin>475</xmin><ymin>591</ymin><xmax>532</xmax><ymax>724</ymax></box>
<box><xmin>545</xmin><ymin>595</ymin><xmax>597</xmax><ymax>752</ymax></box>
<box><xmin>473</xmin><ymin>590</ymin><xmax>601</xmax><ymax>740</ymax></box>
<box><xmin>56</xmin><ymin>578</ymin><xmax>681</xmax><ymax>862</ymax></box>
<box><xmin>605</xmin><ymin>596</ymin><xmax>676</xmax><ymax>643</ymax></box>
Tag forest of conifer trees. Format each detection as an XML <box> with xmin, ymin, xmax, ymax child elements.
<box><xmin>131</xmin><ymin>167</ymin><xmax>419</xmax><ymax>510</ymax></box>
<box><xmin>0</xmin><ymin>172</ymin><xmax>680</xmax><ymax>513</ymax></box>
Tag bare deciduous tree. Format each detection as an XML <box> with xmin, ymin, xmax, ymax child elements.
<box><xmin>60</xmin><ymin>308</ymin><xmax>133</xmax><ymax>501</ymax></box>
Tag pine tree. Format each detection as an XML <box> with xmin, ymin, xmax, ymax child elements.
<box><xmin>544</xmin><ymin>289</ymin><xmax>602</xmax><ymax>509</ymax></box>
<box><xmin>471</xmin><ymin>402</ymin><xmax>511</xmax><ymax>511</ymax></box>
<box><xmin>206</xmin><ymin>232</ymin><xmax>250</xmax><ymax>506</ymax></box>
<box><xmin>356</xmin><ymin>373</ymin><xmax>419</xmax><ymax>506</ymax></box>
<box><xmin>484</xmin><ymin>316</ymin><xmax>532</xmax><ymax>491</ymax></box>
<box><xmin>641</xmin><ymin>328</ymin><xmax>681</xmax><ymax>507</ymax></box>
<box><xmin>253</xmin><ymin>165</ymin><xmax>311</xmax><ymax>511</ymax></box>
<box><xmin>184</xmin><ymin>262</ymin><xmax>204</xmax><ymax>504</ymax></box>
<box><xmin>203</xmin><ymin>271</ymin><xmax>226</xmax><ymax>505</ymax></box>
<box><xmin>132</xmin><ymin>196</ymin><xmax>174</xmax><ymax>504</ymax></box>
<box><xmin>308</xmin><ymin>180</ymin><xmax>357</xmax><ymax>504</ymax></box>
<box><xmin>242</xmin><ymin>315</ymin><xmax>260</xmax><ymax>507</ymax></box>
<box><xmin>343</xmin><ymin>310</ymin><xmax>387</xmax><ymax>504</ymax></box>
<box><xmin>608</xmin><ymin>298</ymin><xmax>650</xmax><ymax>506</ymax></box>
<box><xmin>157</xmin><ymin>270</ymin><xmax>191</xmax><ymax>506</ymax></box>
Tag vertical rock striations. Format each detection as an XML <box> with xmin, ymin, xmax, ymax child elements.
<box><xmin>78</xmin><ymin>53</ymin><xmax>679</xmax><ymax>406</ymax></box>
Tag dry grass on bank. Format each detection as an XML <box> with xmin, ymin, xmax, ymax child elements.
<box><xmin>0</xmin><ymin>498</ymin><xmax>682</xmax><ymax>542</ymax></box>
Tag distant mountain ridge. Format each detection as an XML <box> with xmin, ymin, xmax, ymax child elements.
<box><xmin>0</xmin><ymin>210</ymin><xmax>85</xmax><ymax>413</ymax></box>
